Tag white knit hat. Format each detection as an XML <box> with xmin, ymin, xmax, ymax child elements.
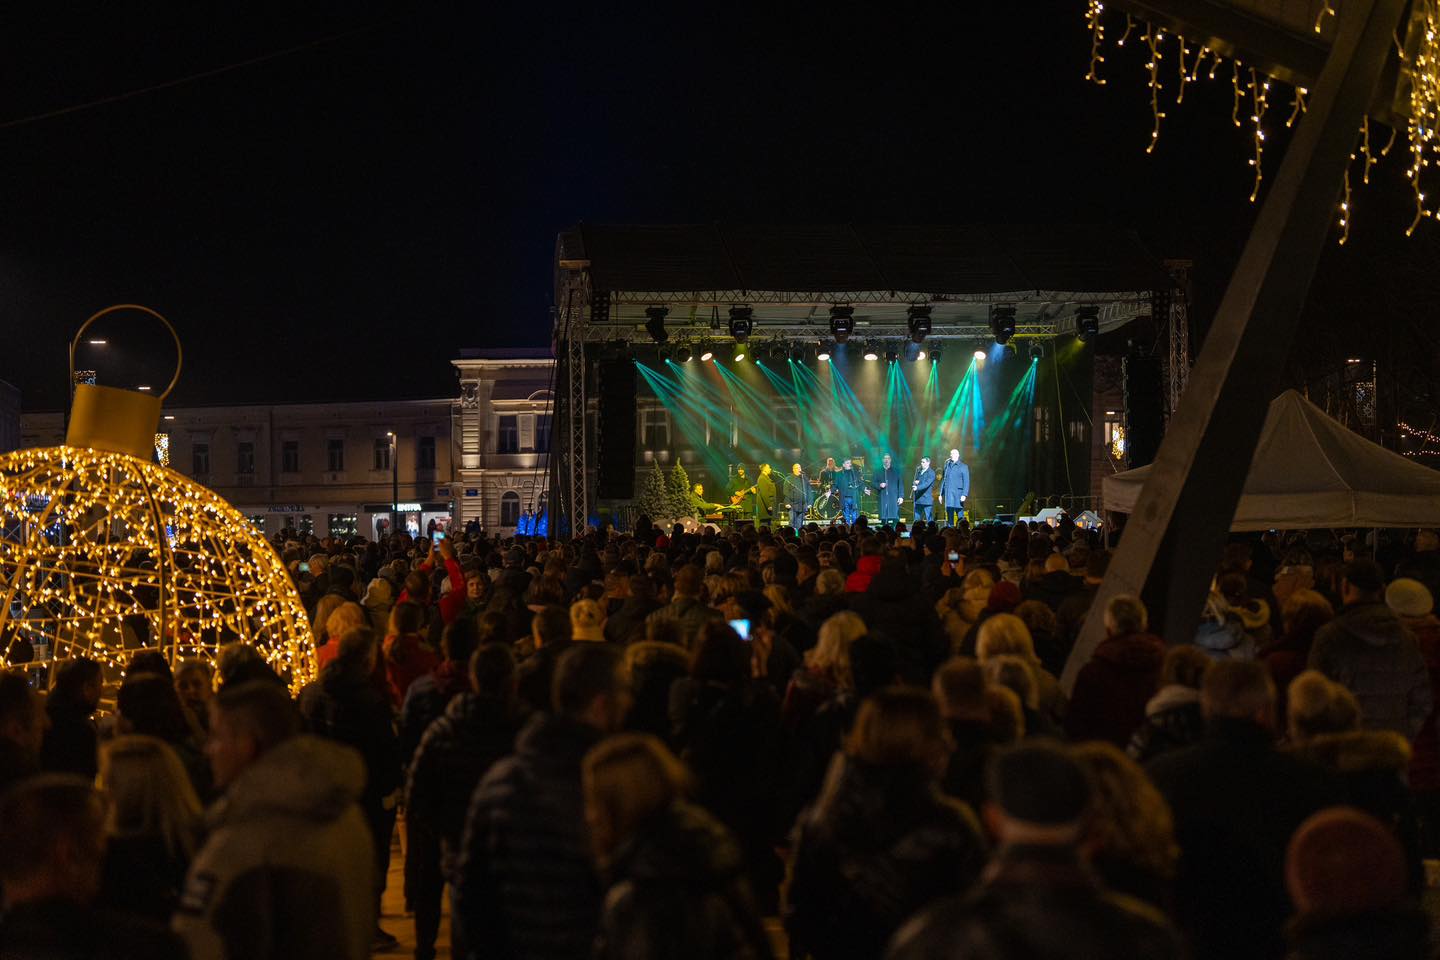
<box><xmin>1386</xmin><ymin>578</ymin><xmax>1434</xmax><ymax>619</ymax></box>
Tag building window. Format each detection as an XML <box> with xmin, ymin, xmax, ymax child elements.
<box><xmin>327</xmin><ymin>438</ymin><xmax>345</xmax><ymax>472</ymax></box>
<box><xmin>153</xmin><ymin>433</ymin><xmax>170</xmax><ymax>467</ymax></box>
<box><xmin>1104</xmin><ymin>419</ymin><xmax>1126</xmax><ymax>460</ymax></box>
<box><xmin>248</xmin><ymin>515</ymin><xmax>266</xmax><ymax>533</ymax></box>
<box><xmin>373</xmin><ymin>438</ymin><xmax>391</xmax><ymax>471</ymax></box>
<box><xmin>534</xmin><ymin>414</ymin><xmax>551</xmax><ymax>453</ymax></box>
<box><xmin>192</xmin><ymin>442</ymin><xmax>210</xmax><ymax>476</ymax></box>
<box><xmin>281</xmin><ymin>440</ymin><xmax>300</xmax><ymax>473</ymax></box>
<box><xmin>298</xmin><ymin>514</ymin><xmax>314</xmax><ymax>536</ymax></box>
<box><xmin>641</xmin><ymin>407</ymin><xmax>669</xmax><ymax>450</ymax></box>
<box><xmin>418</xmin><ymin>435</ymin><xmax>436</xmax><ymax>468</ymax></box>
<box><xmin>1068</xmin><ymin>420</ymin><xmax>1087</xmax><ymax>443</ymax></box>
<box><xmin>497</xmin><ymin>416</ymin><xmax>519</xmax><ymax>453</ymax></box>
<box><xmin>328</xmin><ymin>514</ymin><xmax>358</xmax><ymax>538</ymax></box>
<box><xmin>236</xmin><ymin>441</ymin><xmax>255</xmax><ymax>475</ymax></box>
<box><xmin>500</xmin><ymin>491</ymin><xmax>521</xmax><ymax>527</ymax></box>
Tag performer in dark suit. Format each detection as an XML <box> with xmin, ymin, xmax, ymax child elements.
<box><xmin>753</xmin><ymin>463</ymin><xmax>777</xmax><ymax>526</ymax></box>
<box><xmin>836</xmin><ymin>458</ymin><xmax>863</xmax><ymax>526</ymax></box>
<box><xmin>868</xmin><ymin>454</ymin><xmax>902</xmax><ymax>527</ymax></box>
<box><xmin>818</xmin><ymin>457</ymin><xmax>838</xmax><ymax>495</ymax></box>
<box><xmin>939</xmin><ymin>447</ymin><xmax>971</xmax><ymax>526</ymax></box>
<box><xmin>728</xmin><ymin>465</ymin><xmax>754</xmax><ymax>514</ymax></box>
<box><xmin>912</xmin><ymin>456</ymin><xmax>936</xmax><ymax>522</ymax></box>
<box><xmin>782</xmin><ymin>462</ymin><xmax>812</xmax><ymax>530</ymax></box>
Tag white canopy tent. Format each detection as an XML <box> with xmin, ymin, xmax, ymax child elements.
<box><xmin>1102</xmin><ymin>390</ymin><xmax>1440</xmax><ymax>531</ymax></box>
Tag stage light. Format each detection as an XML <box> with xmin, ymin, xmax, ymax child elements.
<box><xmin>137</xmin><ymin>385</ymin><xmax>152</xmax><ymax>392</ymax></box>
<box><xmin>1030</xmin><ymin>342</ymin><xmax>1044</xmax><ymax>362</ymax></box>
<box><xmin>829</xmin><ymin>305</ymin><xmax>855</xmax><ymax>343</ymax></box>
<box><xmin>644</xmin><ymin>306</ymin><xmax>669</xmax><ymax>343</ymax></box>
<box><xmin>990</xmin><ymin>306</ymin><xmax>1017</xmax><ymax>345</ymax></box>
<box><xmin>728</xmin><ymin>306</ymin><xmax>753</xmax><ymax>343</ymax></box>
<box><xmin>658</xmin><ymin>344</ymin><xmax>672</xmax><ymax>363</ymax></box>
<box><xmin>902</xmin><ymin>340</ymin><xmax>923</xmax><ymax>363</ymax></box>
<box><xmin>929</xmin><ymin>344</ymin><xmax>942</xmax><ymax>363</ymax></box>
<box><xmin>1076</xmin><ymin>305</ymin><xmax>1100</xmax><ymax>342</ymax></box>
<box><xmin>731</xmin><ymin>345</ymin><xmax>747</xmax><ymax>362</ymax></box>
<box><xmin>817</xmin><ymin>342</ymin><xmax>832</xmax><ymax>362</ymax></box>
<box><xmin>974</xmin><ymin>350</ymin><xmax>987</xmax><ymax>362</ymax></box>
<box><xmin>917</xmin><ymin>349</ymin><xmax>926</xmax><ymax>361</ymax></box>
<box><xmin>906</xmin><ymin>304</ymin><xmax>932</xmax><ymax>344</ymax></box>
<box><xmin>699</xmin><ymin>343</ymin><xmax>715</xmax><ymax>362</ymax></box>
<box><xmin>790</xmin><ymin>345</ymin><xmax>806</xmax><ymax>362</ymax></box>
<box><xmin>675</xmin><ymin>344</ymin><xmax>693</xmax><ymax>363</ymax></box>
<box><xmin>884</xmin><ymin>344</ymin><xmax>899</xmax><ymax>363</ymax></box>
<box><xmin>768</xmin><ymin>342</ymin><xmax>788</xmax><ymax>362</ymax></box>
<box><xmin>862</xmin><ymin>340</ymin><xmax>879</xmax><ymax>362</ymax></box>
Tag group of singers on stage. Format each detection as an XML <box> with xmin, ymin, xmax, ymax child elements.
<box><xmin>692</xmin><ymin>449</ymin><xmax>971</xmax><ymax>528</ymax></box>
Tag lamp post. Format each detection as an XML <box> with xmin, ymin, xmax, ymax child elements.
<box><xmin>388</xmin><ymin>431</ymin><xmax>399</xmax><ymax>537</ymax></box>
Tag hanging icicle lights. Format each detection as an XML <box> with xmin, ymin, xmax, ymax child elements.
<box><xmin>0</xmin><ymin>446</ymin><xmax>315</xmax><ymax>691</ymax></box>
<box><xmin>1082</xmin><ymin>2</ymin><xmax>1440</xmax><ymax>241</ymax></box>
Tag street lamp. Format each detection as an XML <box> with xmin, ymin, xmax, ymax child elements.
<box><xmin>387</xmin><ymin>431</ymin><xmax>399</xmax><ymax>537</ymax></box>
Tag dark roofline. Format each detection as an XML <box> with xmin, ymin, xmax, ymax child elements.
<box><xmin>457</xmin><ymin>347</ymin><xmax>554</xmax><ymax>360</ymax></box>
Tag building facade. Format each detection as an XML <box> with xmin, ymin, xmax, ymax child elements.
<box><xmin>452</xmin><ymin>349</ymin><xmax>555</xmax><ymax>530</ymax></box>
<box><xmin>22</xmin><ymin>398</ymin><xmax>457</xmax><ymax>540</ymax></box>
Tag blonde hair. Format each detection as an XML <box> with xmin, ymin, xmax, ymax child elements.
<box><xmin>976</xmin><ymin>614</ymin><xmax>1040</xmax><ymax>668</ymax></box>
<box><xmin>583</xmin><ymin>733</ymin><xmax>691</xmax><ymax>866</ymax></box>
<box><xmin>325</xmin><ymin>602</ymin><xmax>367</xmax><ymax>642</ymax></box>
<box><xmin>313</xmin><ymin>594</ymin><xmax>347</xmax><ymax>634</ymax></box>
<box><xmin>763</xmin><ymin>584</ymin><xmax>794</xmax><ymax>617</ymax></box>
<box><xmin>1071</xmin><ymin>741</ymin><xmax>1178</xmax><ymax>878</ymax></box>
<box><xmin>815</xmin><ymin>569</ymin><xmax>846</xmax><ymax>596</ymax></box>
<box><xmin>807</xmin><ymin>611</ymin><xmax>865</xmax><ymax>689</ymax></box>
<box><xmin>963</xmin><ymin>569</ymin><xmax>996</xmax><ymax>592</ymax></box>
<box><xmin>985</xmin><ymin>685</ymin><xmax>1025</xmax><ymax>743</ymax></box>
<box><xmin>98</xmin><ymin>735</ymin><xmax>202</xmax><ymax>861</ymax></box>
<box><xmin>1287</xmin><ymin>670</ymin><xmax>1360</xmax><ymax>741</ymax></box>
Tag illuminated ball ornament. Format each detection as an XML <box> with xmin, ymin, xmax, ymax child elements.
<box><xmin>0</xmin><ymin>306</ymin><xmax>315</xmax><ymax>690</ymax></box>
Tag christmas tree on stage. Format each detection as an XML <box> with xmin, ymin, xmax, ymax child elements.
<box><xmin>635</xmin><ymin>461</ymin><xmax>669</xmax><ymax>524</ymax></box>
<box><xmin>666</xmin><ymin>461</ymin><xmax>691</xmax><ymax>520</ymax></box>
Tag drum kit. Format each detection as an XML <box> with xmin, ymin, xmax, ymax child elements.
<box><xmin>807</xmin><ymin>455</ymin><xmax>864</xmax><ymax>522</ymax></box>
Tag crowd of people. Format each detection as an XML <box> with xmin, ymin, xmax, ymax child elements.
<box><xmin>2</xmin><ymin>515</ymin><xmax>1440</xmax><ymax>959</ymax></box>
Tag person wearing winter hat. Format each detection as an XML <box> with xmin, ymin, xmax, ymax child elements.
<box><xmin>1385</xmin><ymin>577</ymin><xmax>1440</xmax><ymax>852</ymax></box>
<box><xmin>570</xmin><ymin>599</ymin><xmax>609</xmax><ymax>643</ymax></box>
<box><xmin>889</xmin><ymin>742</ymin><xmax>1180</xmax><ymax>959</ymax></box>
<box><xmin>362</xmin><ymin>577</ymin><xmax>393</xmax><ymax>642</ymax></box>
<box><xmin>1284</xmin><ymin>807</ymin><xmax>1427</xmax><ymax>959</ymax></box>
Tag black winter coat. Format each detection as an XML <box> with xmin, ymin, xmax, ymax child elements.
<box><xmin>886</xmin><ymin>844</ymin><xmax>1181</xmax><ymax>960</ymax></box>
<box><xmin>849</xmin><ymin>563</ymin><xmax>947</xmax><ymax>684</ymax></box>
<box><xmin>41</xmin><ymin>701</ymin><xmax>97</xmax><ymax>779</ymax></box>
<box><xmin>454</xmin><ymin>713</ymin><xmax>604</xmax><ymax>960</ymax></box>
<box><xmin>97</xmin><ymin>833</ymin><xmax>190</xmax><ymax>924</ymax></box>
<box><xmin>1285</xmin><ymin>906</ymin><xmax>1430</xmax><ymax>960</ymax></box>
<box><xmin>406</xmin><ymin>692</ymin><xmax>521</xmax><ymax>858</ymax></box>
<box><xmin>789</xmin><ymin>755</ymin><xmax>987</xmax><ymax>960</ymax></box>
<box><xmin>298</xmin><ymin>667</ymin><xmax>403</xmax><ymax>813</ymax></box>
<box><xmin>1126</xmin><ymin>685</ymin><xmax>1206</xmax><ymax>764</ymax></box>
<box><xmin>0</xmin><ymin>898</ymin><xmax>187</xmax><ymax>960</ymax></box>
<box><xmin>605</xmin><ymin>597</ymin><xmax>664</xmax><ymax>645</ymax></box>
<box><xmin>1146</xmin><ymin>718</ymin><xmax>1341</xmax><ymax>960</ymax></box>
<box><xmin>596</xmin><ymin>802</ymin><xmax>773</xmax><ymax>960</ymax></box>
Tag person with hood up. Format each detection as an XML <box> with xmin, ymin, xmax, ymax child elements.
<box><xmin>1127</xmin><ymin>646</ymin><xmax>1211</xmax><ymax>763</ymax></box>
<box><xmin>585</xmin><ymin>733</ymin><xmax>773</xmax><ymax>960</ymax></box>
<box><xmin>1065</xmin><ymin>594</ymin><xmax>1165</xmax><ymax>746</ymax></box>
<box><xmin>845</xmin><ymin>537</ymin><xmax>884</xmax><ymax>593</ymax></box>
<box><xmin>361</xmin><ymin>577</ymin><xmax>393</xmax><ymax>641</ymax></box>
<box><xmin>174</xmin><ymin>681</ymin><xmax>375</xmax><ymax>960</ymax></box>
<box><xmin>1192</xmin><ymin>586</ymin><xmax>1257</xmax><ymax>661</ymax></box>
<box><xmin>1308</xmin><ymin>559</ymin><xmax>1432</xmax><ymax>739</ymax></box>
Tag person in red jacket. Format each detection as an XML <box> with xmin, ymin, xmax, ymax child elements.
<box><xmin>845</xmin><ymin>538</ymin><xmax>883</xmax><ymax>593</ymax></box>
<box><xmin>400</xmin><ymin>538</ymin><xmax>468</xmax><ymax>627</ymax></box>
<box><xmin>1066</xmin><ymin>594</ymin><xmax>1165</xmax><ymax>746</ymax></box>
<box><xmin>383</xmin><ymin>601</ymin><xmax>441</xmax><ymax>708</ymax></box>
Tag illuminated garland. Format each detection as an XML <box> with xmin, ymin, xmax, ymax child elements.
<box><xmin>0</xmin><ymin>446</ymin><xmax>315</xmax><ymax>691</ymax></box>
<box><xmin>1399</xmin><ymin>420</ymin><xmax>1440</xmax><ymax>456</ymax></box>
<box><xmin>1083</xmin><ymin>4</ymin><xmax>1439</xmax><ymax>241</ymax></box>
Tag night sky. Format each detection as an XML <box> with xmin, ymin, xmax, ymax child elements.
<box><xmin>3</xmin><ymin>5</ymin><xmax>1436</xmax><ymax>411</ymax></box>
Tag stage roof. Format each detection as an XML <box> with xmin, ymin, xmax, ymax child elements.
<box><xmin>556</xmin><ymin>223</ymin><xmax>1174</xmax><ymax>342</ymax></box>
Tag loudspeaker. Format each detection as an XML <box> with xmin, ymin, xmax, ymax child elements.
<box><xmin>596</xmin><ymin>361</ymin><xmax>637</xmax><ymax>499</ymax></box>
<box><xmin>1123</xmin><ymin>354</ymin><xmax>1165</xmax><ymax>468</ymax></box>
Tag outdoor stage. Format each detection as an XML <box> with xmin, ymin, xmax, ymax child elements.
<box><xmin>548</xmin><ymin>223</ymin><xmax>1187</xmax><ymax>532</ymax></box>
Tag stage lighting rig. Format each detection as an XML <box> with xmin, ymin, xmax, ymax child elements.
<box><xmin>1030</xmin><ymin>342</ymin><xmax>1044</xmax><ymax>361</ymax></box>
<box><xmin>698</xmin><ymin>342</ymin><xmax>715</xmax><ymax>362</ymax></box>
<box><xmin>817</xmin><ymin>341</ymin><xmax>833</xmax><ymax>362</ymax></box>
<box><xmin>884</xmin><ymin>344</ymin><xmax>899</xmax><ymax>363</ymax></box>
<box><xmin>829</xmin><ymin>305</ymin><xmax>855</xmax><ymax>343</ymax></box>
<box><xmin>674</xmin><ymin>344</ymin><xmax>693</xmax><ymax>363</ymax></box>
<box><xmin>906</xmin><ymin>304</ymin><xmax>932</xmax><ymax>344</ymax></box>
<box><xmin>929</xmin><ymin>344</ymin><xmax>942</xmax><ymax>363</ymax></box>
<box><xmin>1075</xmin><ymin>305</ymin><xmax>1100</xmax><ymax>342</ymax></box>
<box><xmin>728</xmin><ymin>306</ymin><xmax>754</xmax><ymax>343</ymax></box>
<box><xmin>791</xmin><ymin>345</ymin><xmax>807</xmax><ymax>362</ymax></box>
<box><xmin>644</xmin><ymin>306</ymin><xmax>669</xmax><ymax>343</ymax></box>
<box><xmin>990</xmin><ymin>306</ymin><xmax>1017</xmax><ymax>346</ymax></box>
<box><xmin>862</xmin><ymin>340</ymin><xmax>879</xmax><ymax>362</ymax></box>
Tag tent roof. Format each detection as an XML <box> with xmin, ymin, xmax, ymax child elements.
<box><xmin>562</xmin><ymin>223</ymin><xmax>1172</xmax><ymax>297</ymax></box>
<box><xmin>1102</xmin><ymin>390</ymin><xmax>1440</xmax><ymax>530</ymax></box>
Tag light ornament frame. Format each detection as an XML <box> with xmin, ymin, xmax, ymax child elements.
<box><xmin>0</xmin><ymin>446</ymin><xmax>315</xmax><ymax>691</ymax></box>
